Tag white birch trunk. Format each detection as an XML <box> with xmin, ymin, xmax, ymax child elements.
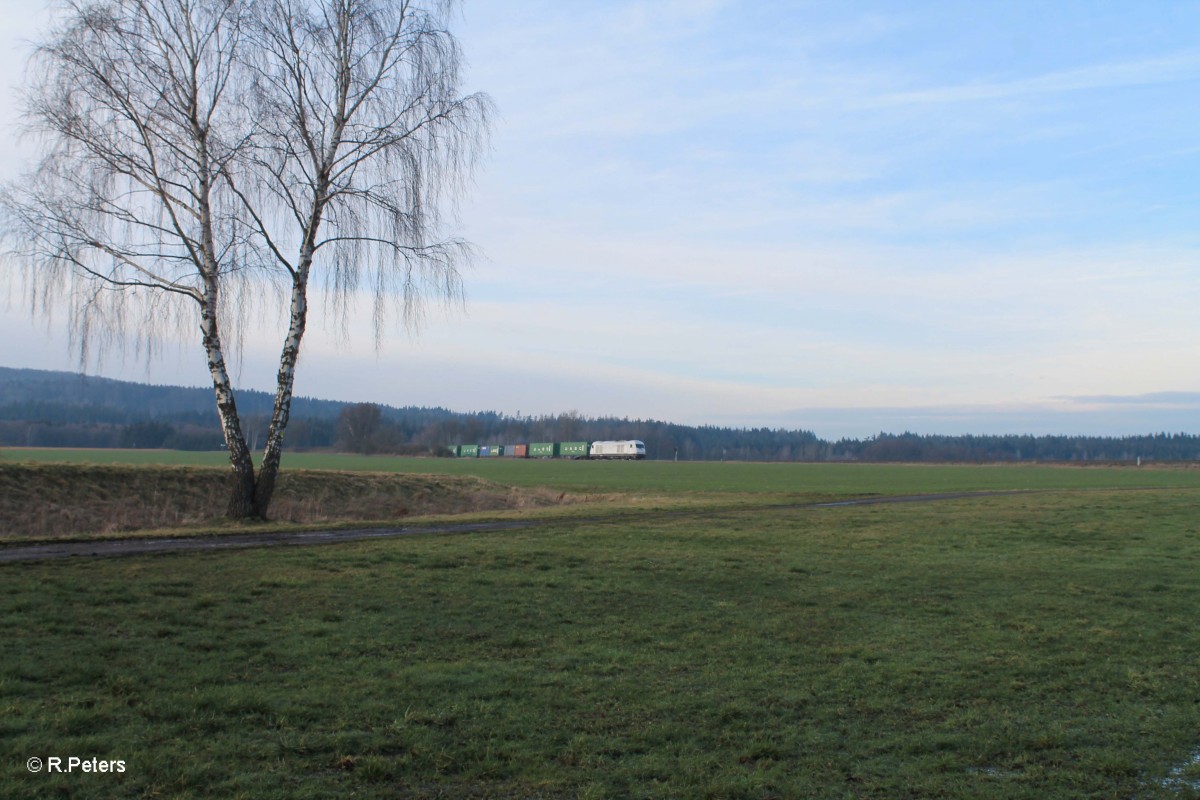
<box><xmin>199</xmin><ymin>277</ymin><xmax>258</xmax><ymax>518</ymax></box>
<box><xmin>253</xmin><ymin>271</ymin><xmax>310</xmax><ymax>517</ymax></box>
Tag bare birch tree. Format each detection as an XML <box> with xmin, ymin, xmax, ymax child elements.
<box><xmin>2</xmin><ymin>0</ymin><xmax>490</xmax><ymax>518</ymax></box>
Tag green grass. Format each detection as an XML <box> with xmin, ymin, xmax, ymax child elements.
<box><xmin>4</xmin><ymin>446</ymin><xmax>1200</xmax><ymax>494</ymax></box>
<box><xmin>3</xmin><ymin>485</ymin><xmax>1200</xmax><ymax>797</ymax></box>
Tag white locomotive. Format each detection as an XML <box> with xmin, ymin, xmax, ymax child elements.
<box><xmin>588</xmin><ymin>440</ymin><xmax>646</xmax><ymax>460</ymax></box>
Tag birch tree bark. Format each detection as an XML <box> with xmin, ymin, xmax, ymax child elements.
<box><xmin>1</xmin><ymin>0</ymin><xmax>489</xmax><ymax>519</ymax></box>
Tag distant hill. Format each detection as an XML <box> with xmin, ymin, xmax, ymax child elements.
<box><xmin>0</xmin><ymin>366</ymin><xmax>348</xmax><ymax>420</ymax></box>
<box><xmin>0</xmin><ymin>366</ymin><xmax>825</xmax><ymax>458</ymax></box>
<box><xmin>1</xmin><ymin>366</ymin><xmax>1198</xmax><ymax>461</ymax></box>
<box><xmin>0</xmin><ymin>366</ymin><xmax>457</xmax><ymax>451</ymax></box>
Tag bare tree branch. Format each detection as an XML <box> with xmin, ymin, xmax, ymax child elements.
<box><xmin>1</xmin><ymin>0</ymin><xmax>489</xmax><ymax>519</ymax></box>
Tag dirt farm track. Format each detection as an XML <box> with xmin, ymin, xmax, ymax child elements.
<box><xmin>0</xmin><ymin>491</ymin><xmax>1030</xmax><ymax>563</ymax></box>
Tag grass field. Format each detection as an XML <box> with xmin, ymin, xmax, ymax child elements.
<box><xmin>3</xmin><ymin>453</ymin><xmax>1200</xmax><ymax>797</ymax></box>
<box><xmin>4</xmin><ymin>446</ymin><xmax>1200</xmax><ymax>495</ymax></box>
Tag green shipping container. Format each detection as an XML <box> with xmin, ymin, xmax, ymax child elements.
<box><xmin>560</xmin><ymin>441</ymin><xmax>589</xmax><ymax>458</ymax></box>
<box><xmin>459</xmin><ymin>444</ymin><xmax>480</xmax><ymax>458</ymax></box>
<box><xmin>529</xmin><ymin>442</ymin><xmax>557</xmax><ymax>458</ymax></box>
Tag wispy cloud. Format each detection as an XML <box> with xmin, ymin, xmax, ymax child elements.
<box><xmin>874</xmin><ymin>52</ymin><xmax>1200</xmax><ymax>107</ymax></box>
<box><xmin>6</xmin><ymin>1</ymin><xmax>1200</xmax><ymax>436</ymax></box>
<box><xmin>1062</xmin><ymin>392</ymin><xmax>1200</xmax><ymax>408</ymax></box>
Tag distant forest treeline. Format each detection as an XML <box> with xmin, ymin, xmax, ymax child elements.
<box><xmin>1</xmin><ymin>367</ymin><xmax>1198</xmax><ymax>462</ymax></box>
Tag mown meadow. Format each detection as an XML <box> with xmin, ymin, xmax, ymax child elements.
<box><xmin>2</xmin><ymin>454</ymin><xmax>1200</xmax><ymax>797</ymax></box>
<box><xmin>4</xmin><ymin>445</ymin><xmax>1199</xmax><ymax>494</ymax></box>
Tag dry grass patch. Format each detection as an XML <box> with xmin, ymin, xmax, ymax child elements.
<box><xmin>0</xmin><ymin>462</ymin><xmax>573</xmax><ymax>540</ymax></box>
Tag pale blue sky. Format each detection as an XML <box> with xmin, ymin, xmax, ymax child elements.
<box><xmin>3</xmin><ymin>1</ymin><xmax>1200</xmax><ymax>438</ymax></box>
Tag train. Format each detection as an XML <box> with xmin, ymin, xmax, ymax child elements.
<box><xmin>448</xmin><ymin>440</ymin><xmax>646</xmax><ymax>460</ymax></box>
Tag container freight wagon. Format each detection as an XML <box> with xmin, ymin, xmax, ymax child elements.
<box><xmin>590</xmin><ymin>440</ymin><xmax>646</xmax><ymax>460</ymax></box>
<box><xmin>451</xmin><ymin>441</ymin><xmax>646</xmax><ymax>459</ymax></box>
<box><xmin>559</xmin><ymin>441</ymin><xmax>589</xmax><ymax>459</ymax></box>
<box><xmin>529</xmin><ymin>442</ymin><xmax>558</xmax><ymax>458</ymax></box>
